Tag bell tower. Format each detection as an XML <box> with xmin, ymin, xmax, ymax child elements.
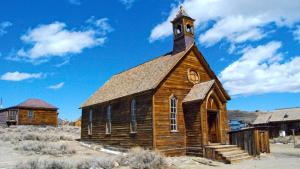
<box><xmin>171</xmin><ymin>6</ymin><xmax>195</xmax><ymax>54</ymax></box>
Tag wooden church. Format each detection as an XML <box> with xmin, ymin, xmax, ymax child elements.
<box><xmin>81</xmin><ymin>7</ymin><xmax>231</xmax><ymax>156</ymax></box>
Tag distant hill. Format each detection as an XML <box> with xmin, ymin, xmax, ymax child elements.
<box><xmin>228</xmin><ymin>110</ymin><xmax>267</xmax><ymax>124</ymax></box>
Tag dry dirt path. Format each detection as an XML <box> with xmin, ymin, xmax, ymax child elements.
<box><xmin>168</xmin><ymin>144</ymin><xmax>300</xmax><ymax>169</ymax></box>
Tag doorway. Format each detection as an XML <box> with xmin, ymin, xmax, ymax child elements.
<box><xmin>207</xmin><ymin>110</ymin><xmax>219</xmax><ymax>143</ymax></box>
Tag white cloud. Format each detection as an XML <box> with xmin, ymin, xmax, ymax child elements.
<box><xmin>68</xmin><ymin>0</ymin><xmax>81</xmax><ymax>5</ymax></box>
<box><xmin>0</xmin><ymin>71</ymin><xmax>43</xmax><ymax>81</ymax></box>
<box><xmin>119</xmin><ymin>0</ymin><xmax>135</xmax><ymax>9</ymax></box>
<box><xmin>12</xmin><ymin>17</ymin><xmax>112</xmax><ymax>64</ymax></box>
<box><xmin>219</xmin><ymin>41</ymin><xmax>300</xmax><ymax>95</ymax></box>
<box><xmin>48</xmin><ymin>82</ymin><xmax>64</xmax><ymax>90</ymax></box>
<box><xmin>294</xmin><ymin>26</ymin><xmax>300</xmax><ymax>43</ymax></box>
<box><xmin>150</xmin><ymin>0</ymin><xmax>300</xmax><ymax>45</ymax></box>
<box><xmin>0</xmin><ymin>21</ymin><xmax>12</xmax><ymax>36</ymax></box>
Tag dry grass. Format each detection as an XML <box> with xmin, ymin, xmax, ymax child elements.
<box><xmin>121</xmin><ymin>147</ymin><xmax>168</xmax><ymax>169</ymax></box>
<box><xmin>15</xmin><ymin>141</ymin><xmax>76</xmax><ymax>156</ymax></box>
<box><xmin>15</xmin><ymin>157</ymin><xmax>119</xmax><ymax>169</ymax></box>
<box><xmin>0</xmin><ymin>126</ymin><xmax>79</xmax><ymax>156</ymax></box>
<box><xmin>0</xmin><ymin>126</ymin><xmax>80</xmax><ymax>144</ymax></box>
<box><xmin>15</xmin><ymin>147</ymin><xmax>168</xmax><ymax>169</ymax></box>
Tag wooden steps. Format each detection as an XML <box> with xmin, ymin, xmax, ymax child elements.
<box><xmin>186</xmin><ymin>146</ymin><xmax>203</xmax><ymax>157</ymax></box>
<box><xmin>204</xmin><ymin>144</ymin><xmax>252</xmax><ymax>164</ymax></box>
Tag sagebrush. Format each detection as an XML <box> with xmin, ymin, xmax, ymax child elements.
<box><xmin>16</xmin><ymin>147</ymin><xmax>168</xmax><ymax>169</ymax></box>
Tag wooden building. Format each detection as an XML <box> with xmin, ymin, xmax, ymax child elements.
<box><xmin>0</xmin><ymin>98</ymin><xmax>58</xmax><ymax>126</ymax></box>
<box><xmin>81</xmin><ymin>7</ymin><xmax>231</xmax><ymax>156</ymax></box>
<box><xmin>253</xmin><ymin>107</ymin><xmax>300</xmax><ymax>138</ymax></box>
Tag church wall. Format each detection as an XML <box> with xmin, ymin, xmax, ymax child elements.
<box><xmin>153</xmin><ymin>49</ymin><xmax>212</xmax><ymax>156</ymax></box>
<box><xmin>81</xmin><ymin>91</ymin><xmax>153</xmax><ymax>149</ymax></box>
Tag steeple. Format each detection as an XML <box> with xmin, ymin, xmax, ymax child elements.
<box><xmin>171</xmin><ymin>6</ymin><xmax>195</xmax><ymax>54</ymax></box>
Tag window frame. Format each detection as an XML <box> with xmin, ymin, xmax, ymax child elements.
<box><xmin>27</xmin><ymin>110</ymin><xmax>34</xmax><ymax>120</ymax></box>
<box><xmin>130</xmin><ymin>99</ymin><xmax>137</xmax><ymax>133</ymax></box>
<box><xmin>88</xmin><ymin>109</ymin><xmax>93</xmax><ymax>135</ymax></box>
<box><xmin>8</xmin><ymin>110</ymin><xmax>18</xmax><ymax>121</ymax></box>
<box><xmin>106</xmin><ymin>105</ymin><xmax>112</xmax><ymax>134</ymax></box>
<box><xmin>170</xmin><ymin>95</ymin><xmax>178</xmax><ymax>132</ymax></box>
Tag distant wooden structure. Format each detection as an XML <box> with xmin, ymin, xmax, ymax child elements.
<box><xmin>229</xmin><ymin>127</ymin><xmax>270</xmax><ymax>156</ymax></box>
<box><xmin>74</xmin><ymin>119</ymin><xmax>81</xmax><ymax>127</ymax></box>
<box><xmin>253</xmin><ymin>107</ymin><xmax>300</xmax><ymax>138</ymax></box>
<box><xmin>0</xmin><ymin>98</ymin><xmax>58</xmax><ymax>127</ymax></box>
<box><xmin>80</xmin><ymin>7</ymin><xmax>232</xmax><ymax>157</ymax></box>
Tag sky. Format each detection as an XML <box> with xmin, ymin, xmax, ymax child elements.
<box><xmin>0</xmin><ymin>0</ymin><xmax>299</xmax><ymax>120</ymax></box>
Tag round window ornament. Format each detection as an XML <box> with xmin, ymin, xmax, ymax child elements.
<box><xmin>188</xmin><ymin>69</ymin><xmax>200</xmax><ymax>84</ymax></box>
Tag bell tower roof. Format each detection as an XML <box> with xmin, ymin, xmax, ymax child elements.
<box><xmin>172</xmin><ymin>6</ymin><xmax>194</xmax><ymax>23</ymax></box>
<box><xmin>171</xmin><ymin>6</ymin><xmax>195</xmax><ymax>54</ymax></box>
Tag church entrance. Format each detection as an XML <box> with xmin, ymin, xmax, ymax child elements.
<box><xmin>207</xmin><ymin>110</ymin><xmax>220</xmax><ymax>143</ymax></box>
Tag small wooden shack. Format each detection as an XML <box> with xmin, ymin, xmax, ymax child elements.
<box><xmin>0</xmin><ymin>98</ymin><xmax>58</xmax><ymax>126</ymax></box>
<box><xmin>253</xmin><ymin>107</ymin><xmax>300</xmax><ymax>138</ymax></box>
<box><xmin>80</xmin><ymin>7</ymin><xmax>232</xmax><ymax>157</ymax></box>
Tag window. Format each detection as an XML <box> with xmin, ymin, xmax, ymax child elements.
<box><xmin>170</xmin><ymin>96</ymin><xmax>178</xmax><ymax>132</ymax></box>
<box><xmin>88</xmin><ymin>109</ymin><xmax>93</xmax><ymax>135</ymax></box>
<box><xmin>8</xmin><ymin>110</ymin><xmax>17</xmax><ymax>121</ymax></box>
<box><xmin>175</xmin><ymin>24</ymin><xmax>182</xmax><ymax>35</ymax></box>
<box><xmin>106</xmin><ymin>105</ymin><xmax>112</xmax><ymax>134</ymax></box>
<box><xmin>130</xmin><ymin>99</ymin><xmax>137</xmax><ymax>133</ymax></box>
<box><xmin>186</xmin><ymin>24</ymin><xmax>193</xmax><ymax>33</ymax></box>
<box><xmin>187</xmin><ymin>69</ymin><xmax>200</xmax><ymax>84</ymax></box>
<box><xmin>28</xmin><ymin>111</ymin><xmax>34</xmax><ymax>120</ymax></box>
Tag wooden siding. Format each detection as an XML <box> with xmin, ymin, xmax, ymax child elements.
<box><xmin>81</xmin><ymin>92</ymin><xmax>153</xmax><ymax>149</ymax></box>
<box><xmin>153</xmin><ymin>50</ymin><xmax>213</xmax><ymax>156</ymax></box>
<box><xmin>17</xmin><ymin>108</ymin><xmax>58</xmax><ymax>126</ymax></box>
<box><xmin>0</xmin><ymin>111</ymin><xmax>7</xmax><ymax>126</ymax></box>
<box><xmin>229</xmin><ymin>127</ymin><xmax>270</xmax><ymax>156</ymax></box>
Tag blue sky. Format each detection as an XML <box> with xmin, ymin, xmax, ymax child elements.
<box><xmin>0</xmin><ymin>0</ymin><xmax>299</xmax><ymax>120</ymax></box>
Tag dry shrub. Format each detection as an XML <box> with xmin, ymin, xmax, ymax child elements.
<box><xmin>15</xmin><ymin>157</ymin><xmax>119</xmax><ymax>169</ymax></box>
<box><xmin>15</xmin><ymin>141</ymin><xmax>76</xmax><ymax>156</ymax></box>
<box><xmin>0</xmin><ymin>126</ymin><xmax>79</xmax><ymax>143</ymax></box>
<box><xmin>121</xmin><ymin>147</ymin><xmax>167</xmax><ymax>169</ymax></box>
<box><xmin>15</xmin><ymin>159</ymin><xmax>73</xmax><ymax>169</ymax></box>
<box><xmin>270</xmin><ymin>136</ymin><xmax>293</xmax><ymax>144</ymax></box>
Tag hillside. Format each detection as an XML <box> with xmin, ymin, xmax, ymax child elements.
<box><xmin>228</xmin><ymin>110</ymin><xmax>267</xmax><ymax>124</ymax></box>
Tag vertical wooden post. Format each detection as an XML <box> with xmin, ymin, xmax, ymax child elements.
<box><xmin>292</xmin><ymin>129</ymin><xmax>296</xmax><ymax>148</ymax></box>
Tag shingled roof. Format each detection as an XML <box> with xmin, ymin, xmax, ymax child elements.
<box><xmin>0</xmin><ymin>98</ymin><xmax>58</xmax><ymax>111</ymax></box>
<box><xmin>183</xmin><ymin>80</ymin><xmax>215</xmax><ymax>103</ymax></box>
<box><xmin>252</xmin><ymin>113</ymin><xmax>272</xmax><ymax>125</ymax></box>
<box><xmin>81</xmin><ymin>47</ymin><xmax>190</xmax><ymax>107</ymax></box>
<box><xmin>253</xmin><ymin>107</ymin><xmax>300</xmax><ymax>124</ymax></box>
<box><xmin>270</xmin><ymin>107</ymin><xmax>300</xmax><ymax>122</ymax></box>
<box><xmin>16</xmin><ymin>98</ymin><xmax>57</xmax><ymax>110</ymax></box>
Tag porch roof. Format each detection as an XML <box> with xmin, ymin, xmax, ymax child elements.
<box><xmin>183</xmin><ymin>80</ymin><xmax>215</xmax><ymax>103</ymax></box>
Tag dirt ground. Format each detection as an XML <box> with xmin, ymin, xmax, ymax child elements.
<box><xmin>168</xmin><ymin>144</ymin><xmax>300</xmax><ymax>169</ymax></box>
<box><xmin>0</xmin><ymin>139</ymin><xmax>299</xmax><ymax>169</ymax></box>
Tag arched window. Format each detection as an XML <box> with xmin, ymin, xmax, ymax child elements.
<box><xmin>176</xmin><ymin>24</ymin><xmax>182</xmax><ymax>35</ymax></box>
<box><xmin>186</xmin><ymin>24</ymin><xmax>193</xmax><ymax>33</ymax></box>
<box><xmin>170</xmin><ymin>95</ymin><xmax>178</xmax><ymax>132</ymax></box>
<box><xmin>106</xmin><ymin>105</ymin><xmax>112</xmax><ymax>134</ymax></box>
<box><xmin>130</xmin><ymin>99</ymin><xmax>137</xmax><ymax>133</ymax></box>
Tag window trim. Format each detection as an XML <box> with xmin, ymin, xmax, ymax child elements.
<box><xmin>170</xmin><ymin>95</ymin><xmax>178</xmax><ymax>132</ymax></box>
<box><xmin>8</xmin><ymin>110</ymin><xmax>18</xmax><ymax>121</ymax></box>
<box><xmin>106</xmin><ymin>105</ymin><xmax>112</xmax><ymax>135</ymax></box>
<box><xmin>88</xmin><ymin>109</ymin><xmax>93</xmax><ymax>135</ymax></box>
<box><xmin>28</xmin><ymin>110</ymin><xmax>34</xmax><ymax>120</ymax></box>
<box><xmin>130</xmin><ymin>99</ymin><xmax>137</xmax><ymax>134</ymax></box>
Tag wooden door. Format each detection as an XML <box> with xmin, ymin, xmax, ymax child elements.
<box><xmin>208</xmin><ymin>111</ymin><xmax>219</xmax><ymax>143</ymax></box>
